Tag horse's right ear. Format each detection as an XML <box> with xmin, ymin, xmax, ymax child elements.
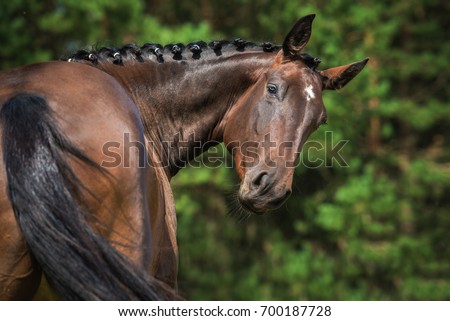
<box><xmin>282</xmin><ymin>14</ymin><xmax>315</xmax><ymax>60</ymax></box>
<box><xmin>320</xmin><ymin>58</ymin><xmax>369</xmax><ymax>90</ymax></box>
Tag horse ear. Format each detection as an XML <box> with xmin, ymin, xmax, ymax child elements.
<box><xmin>282</xmin><ymin>14</ymin><xmax>315</xmax><ymax>60</ymax></box>
<box><xmin>320</xmin><ymin>58</ymin><xmax>369</xmax><ymax>90</ymax></box>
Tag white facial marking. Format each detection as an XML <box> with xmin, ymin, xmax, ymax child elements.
<box><xmin>305</xmin><ymin>85</ymin><xmax>315</xmax><ymax>102</ymax></box>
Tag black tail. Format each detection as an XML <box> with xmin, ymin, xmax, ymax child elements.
<box><xmin>0</xmin><ymin>94</ymin><xmax>173</xmax><ymax>300</ymax></box>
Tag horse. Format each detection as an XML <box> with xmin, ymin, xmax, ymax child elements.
<box><xmin>0</xmin><ymin>14</ymin><xmax>368</xmax><ymax>300</ymax></box>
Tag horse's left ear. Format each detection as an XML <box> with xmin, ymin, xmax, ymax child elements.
<box><xmin>282</xmin><ymin>14</ymin><xmax>315</xmax><ymax>60</ymax></box>
<box><xmin>320</xmin><ymin>58</ymin><xmax>369</xmax><ymax>90</ymax></box>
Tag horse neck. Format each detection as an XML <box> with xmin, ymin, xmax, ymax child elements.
<box><xmin>96</xmin><ymin>53</ymin><xmax>273</xmax><ymax>178</ymax></box>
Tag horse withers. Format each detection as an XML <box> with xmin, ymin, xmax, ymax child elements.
<box><xmin>0</xmin><ymin>14</ymin><xmax>368</xmax><ymax>300</ymax></box>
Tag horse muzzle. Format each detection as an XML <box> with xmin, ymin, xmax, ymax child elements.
<box><xmin>238</xmin><ymin>170</ymin><xmax>292</xmax><ymax>214</ymax></box>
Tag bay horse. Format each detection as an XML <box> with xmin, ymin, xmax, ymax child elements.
<box><xmin>0</xmin><ymin>15</ymin><xmax>368</xmax><ymax>300</ymax></box>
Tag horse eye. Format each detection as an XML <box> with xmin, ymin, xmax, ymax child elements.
<box><xmin>267</xmin><ymin>84</ymin><xmax>278</xmax><ymax>95</ymax></box>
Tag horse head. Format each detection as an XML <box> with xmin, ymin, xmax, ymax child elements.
<box><xmin>223</xmin><ymin>14</ymin><xmax>368</xmax><ymax>214</ymax></box>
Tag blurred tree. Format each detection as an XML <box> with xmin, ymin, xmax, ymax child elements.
<box><xmin>0</xmin><ymin>0</ymin><xmax>218</xmax><ymax>69</ymax></box>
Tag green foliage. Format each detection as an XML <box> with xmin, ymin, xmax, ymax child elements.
<box><xmin>2</xmin><ymin>0</ymin><xmax>449</xmax><ymax>300</ymax></box>
<box><xmin>0</xmin><ymin>0</ymin><xmax>219</xmax><ymax>69</ymax></box>
<box><xmin>172</xmin><ymin>0</ymin><xmax>450</xmax><ymax>300</ymax></box>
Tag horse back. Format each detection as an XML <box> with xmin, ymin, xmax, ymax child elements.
<box><xmin>0</xmin><ymin>61</ymin><xmax>157</xmax><ymax>299</ymax></box>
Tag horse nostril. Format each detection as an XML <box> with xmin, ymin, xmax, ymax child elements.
<box><xmin>251</xmin><ymin>171</ymin><xmax>269</xmax><ymax>190</ymax></box>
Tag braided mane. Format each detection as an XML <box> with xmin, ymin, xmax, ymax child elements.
<box><xmin>63</xmin><ymin>39</ymin><xmax>282</xmax><ymax>65</ymax></box>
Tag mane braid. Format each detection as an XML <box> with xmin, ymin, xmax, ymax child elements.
<box><xmin>62</xmin><ymin>39</ymin><xmax>282</xmax><ymax>65</ymax></box>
